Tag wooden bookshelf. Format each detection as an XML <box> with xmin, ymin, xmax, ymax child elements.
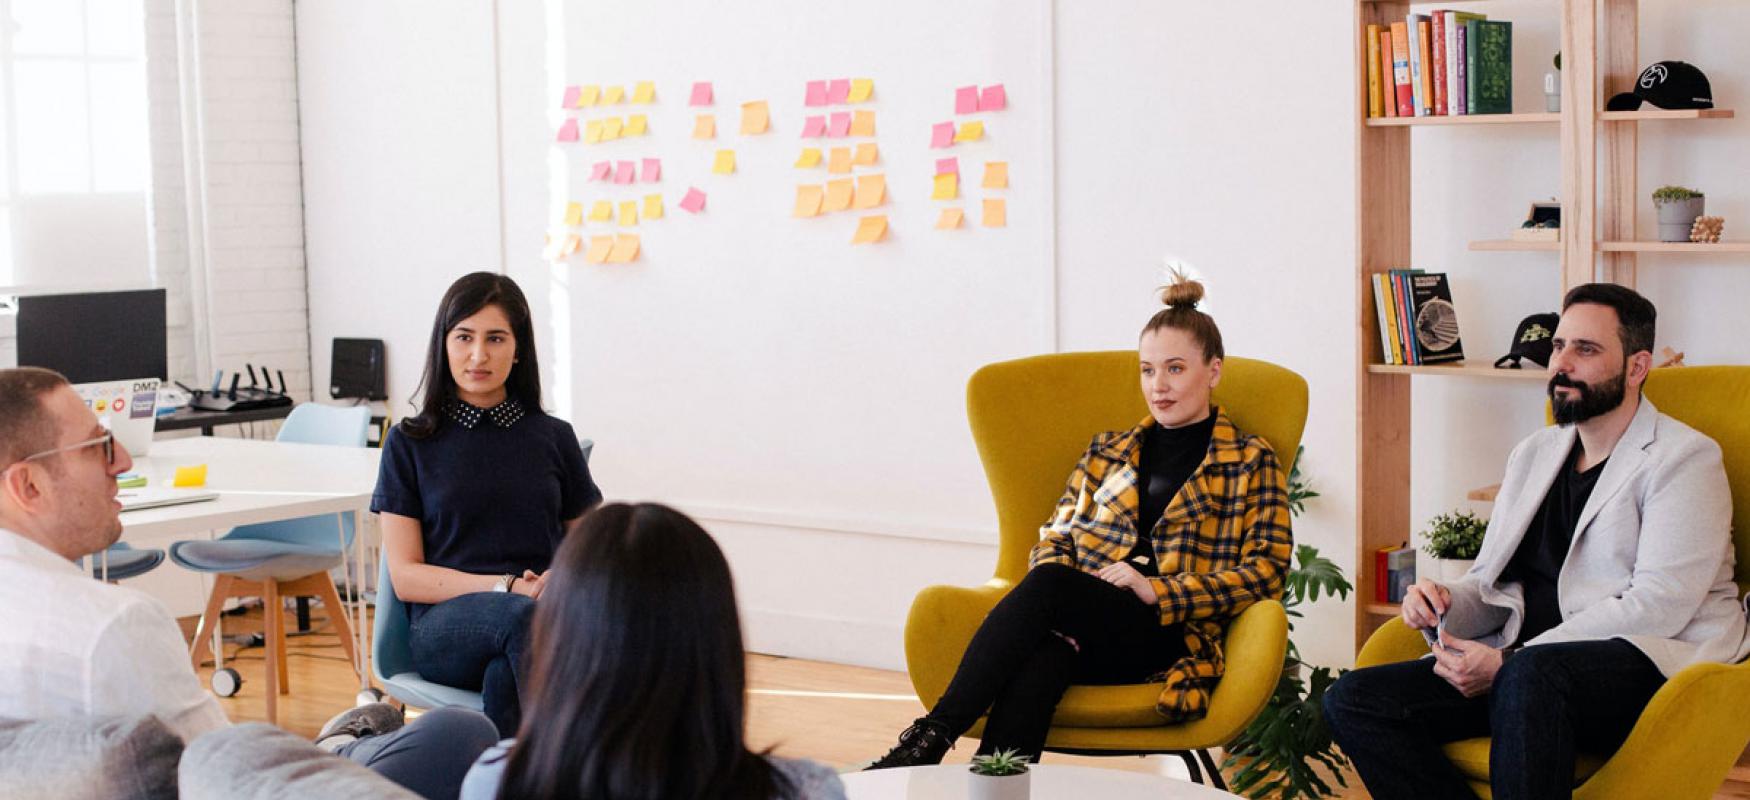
<box><xmin>1365</xmin><ymin>112</ymin><xmax>1559</xmax><ymax>127</ymax></box>
<box><xmin>1598</xmin><ymin>241</ymin><xmax>1750</xmax><ymax>253</ymax></box>
<box><xmin>1598</xmin><ymin>108</ymin><xmax>1735</xmax><ymax>122</ymax></box>
<box><xmin>1364</xmin><ymin>602</ymin><xmax>1401</xmax><ymax>617</ymax></box>
<box><xmin>1469</xmin><ymin>239</ymin><xmax>1561</xmax><ymax>251</ymax></box>
<box><xmin>1365</xmin><ymin>361</ymin><xmax>1551</xmax><ymax>381</ymax></box>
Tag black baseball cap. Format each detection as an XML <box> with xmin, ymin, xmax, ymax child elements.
<box><xmin>1494</xmin><ymin>313</ymin><xmax>1559</xmax><ymax>369</ymax></box>
<box><xmin>1606</xmin><ymin>61</ymin><xmax>1713</xmax><ymax>111</ymax></box>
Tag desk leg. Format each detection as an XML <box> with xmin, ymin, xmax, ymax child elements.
<box><xmin>338</xmin><ymin>509</ymin><xmax>370</xmax><ymax>691</ymax></box>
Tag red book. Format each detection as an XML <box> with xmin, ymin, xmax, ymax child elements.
<box><xmin>1379</xmin><ymin>29</ymin><xmax>1397</xmax><ymax>118</ymax></box>
<box><xmin>1389</xmin><ymin>22</ymin><xmax>1414</xmax><ymax>117</ymax></box>
<box><xmin>1375</xmin><ymin>546</ymin><xmax>1390</xmax><ymax>602</ymax></box>
<box><xmin>1430</xmin><ymin>11</ymin><xmax>1448</xmax><ymax>115</ymax></box>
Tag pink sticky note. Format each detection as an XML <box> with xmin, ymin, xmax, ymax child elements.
<box><xmin>679</xmin><ymin>187</ymin><xmax>707</xmax><ymax>213</ymax></box>
<box><xmin>614</xmin><ymin>161</ymin><xmax>635</xmax><ymax>185</ymax></box>
<box><xmin>590</xmin><ymin>160</ymin><xmax>613</xmax><ymax>180</ymax></box>
<box><xmin>955</xmin><ymin>85</ymin><xmax>979</xmax><ymax>114</ymax></box>
<box><xmin>689</xmin><ymin>81</ymin><xmax>713</xmax><ymax>106</ymax></box>
<box><xmin>936</xmin><ymin>157</ymin><xmax>959</xmax><ymax>175</ymax></box>
<box><xmin>805</xmin><ymin>80</ymin><xmax>828</xmax><ymax>107</ymax></box>
<box><xmin>561</xmin><ymin>86</ymin><xmax>580</xmax><ymax>109</ymax></box>
<box><xmin>980</xmin><ymin>84</ymin><xmax>1008</xmax><ymax>111</ymax></box>
<box><xmin>802</xmin><ymin>115</ymin><xmax>827</xmax><ymax>138</ymax></box>
<box><xmin>930</xmin><ymin>121</ymin><xmax>956</xmax><ymax>149</ymax></box>
<box><xmin>556</xmin><ymin>118</ymin><xmax>579</xmax><ymax>142</ymax></box>
<box><xmin>827</xmin><ymin>78</ymin><xmax>851</xmax><ymax>104</ymax></box>
<box><xmin>828</xmin><ymin>112</ymin><xmax>852</xmax><ymax>138</ymax></box>
<box><xmin>641</xmin><ymin>158</ymin><xmax>661</xmax><ymax>182</ymax></box>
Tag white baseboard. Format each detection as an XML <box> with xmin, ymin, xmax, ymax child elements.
<box><xmin>743</xmin><ymin>607</ymin><xmax>909</xmax><ymax>674</ymax></box>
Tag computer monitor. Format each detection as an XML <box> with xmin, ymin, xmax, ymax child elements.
<box><xmin>14</xmin><ymin>289</ymin><xmax>168</xmax><ymax>383</ymax></box>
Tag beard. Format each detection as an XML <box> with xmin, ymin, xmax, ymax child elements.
<box><xmin>1549</xmin><ymin>367</ymin><xmax>1627</xmax><ymax>425</ymax></box>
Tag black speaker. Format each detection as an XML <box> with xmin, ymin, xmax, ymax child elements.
<box><xmin>331</xmin><ymin>338</ymin><xmax>387</xmax><ymax>400</ymax></box>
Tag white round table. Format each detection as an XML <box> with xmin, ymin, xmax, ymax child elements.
<box><xmin>840</xmin><ymin>764</ymin><xmax>1241</xmax><ymax>799</ymax></box>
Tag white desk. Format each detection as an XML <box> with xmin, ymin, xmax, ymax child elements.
<box><xmin>840</xmin><ymin>764</ymin><xmax>1239</xmax><ymax>799</ymax></box>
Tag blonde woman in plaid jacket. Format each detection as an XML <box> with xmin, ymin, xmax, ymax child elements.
<box><xmin>870</xmin><ymin>275</ymin><xmax>1295</xmax><ymax>769</ymax></box>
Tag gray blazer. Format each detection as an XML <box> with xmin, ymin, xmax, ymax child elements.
<box><xmin>1440</xmin><ymin>398</ymin><xmax>1750</xmax><ymax>676</ymax></box>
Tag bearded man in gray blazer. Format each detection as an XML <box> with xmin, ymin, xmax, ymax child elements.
<box><xmin>1325</xmin><ymin>283</ymin><xmax>1750</xmax><ymax>800</ymax></box>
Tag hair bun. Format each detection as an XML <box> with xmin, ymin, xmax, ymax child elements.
<box><xmin>1158</xmin><ymin>273</ymin><xmax>1206</xmax><ymax>310</ymax></box>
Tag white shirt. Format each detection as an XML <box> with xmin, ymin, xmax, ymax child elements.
<box><xmin>0</xmin><ymin>528</ymin><xmax>230</xmax><ymax>742</ymax></box>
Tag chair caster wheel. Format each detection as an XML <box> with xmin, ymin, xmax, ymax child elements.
<box><xmin>356</xmin><ymin>688</ymin><xmax>385</xmax><ymax>706</ymax></box>
<box><xmin>211</xmin><ymin>668</ymin><xmax>242</xmax><ymax>697</ymax></box>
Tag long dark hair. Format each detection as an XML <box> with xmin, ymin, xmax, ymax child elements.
<box><xmin>400</xmin><ymin>272</ymin><xmax>542</xmax><ymax>439</ymax></box>
<box><xmin>497</xmin><ymin>503</ymin><xmax>786</xmax><ymax>800</ymax></box>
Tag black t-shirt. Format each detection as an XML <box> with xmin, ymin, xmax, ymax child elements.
<box><xmin>1503</xmin><ymin>442</ymin><xmax>1607</xmax><ymax>646</ymax></box>
<box><xmin>371</xmin><ymin>399</ymin><xmax>602</xmax><ymax>622</ymax></box>
<box><xmin>1125</xmin><ymin>414</ymin><xmax>1218</xmax><ymax>577</ymax></box>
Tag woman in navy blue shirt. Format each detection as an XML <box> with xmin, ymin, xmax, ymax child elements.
<box><xmin>372</xmin><ymin>272</ymin><xmax>600</xmax><ymax>736</ymax></box>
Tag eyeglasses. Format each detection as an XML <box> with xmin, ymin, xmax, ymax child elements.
<box><xmin>17</xmin><ymin>431</ymin><xmax>115</xmax><ymax>468</ymax></box>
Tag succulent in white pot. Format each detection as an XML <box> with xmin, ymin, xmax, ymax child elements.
<box><xmin>1421</xmin><ymin>510</ymin><xmax>1488</xmax><ymax>581</ymax></box>
<box><xmin>968</xmin><ymin>749</ymin><xmax>1031</xmax><ymax>800</ymax></box>
<box><xmin>1653</xmin><ymin>186</ymin><xmax>1706</xmax><ymax>243</ymax></box>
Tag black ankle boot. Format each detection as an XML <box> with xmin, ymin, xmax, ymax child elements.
<box><xmin>866</xmin><ymin>717</ymin><xmax>955</xmax><ymax>770</ymax></box>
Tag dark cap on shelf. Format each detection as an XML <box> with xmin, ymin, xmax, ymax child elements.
<box><xmin>1494</xmin><ymin>313</ymin><xmax>1560</xmax><ymax>369</ymax></box>
<box><xmin>1606</xmin><ymin>61</ymin><xmax>1714</xmax><ymax>111</ymax></box>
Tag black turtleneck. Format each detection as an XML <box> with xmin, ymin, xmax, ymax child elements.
<box><xmin>1124</xmin><ymin>413</ymin><xmax>1218</xmax><ymax>576</ymax></box>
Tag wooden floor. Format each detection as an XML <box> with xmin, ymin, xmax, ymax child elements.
<box><xmin>182</xmin><ymin>603</ymin><xmax>1750</xmax><ymax>797</ymax></box>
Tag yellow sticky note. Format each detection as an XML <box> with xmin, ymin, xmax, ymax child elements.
<box><xmin>983</xmin><ymin>197</ymin><xmax>1007</xmax><ymax>227</ymax></box>
<box><xmin>848</xmin><ymin>78</ymin><xmax>874</xmax><ymax>103</ymax></box>
<box><xmin>793</xmin><ymin>185</ymin><xmax>824</xmax><ymax>217</ymax></box>
<box><xmin>853</xmin><ymin>173</ymin><xmax>886</xmax><ymax>210</ymax></box>
<box><xmin>713</xmin><ymin>149</ymin><xmax>736</xmax><ymax>175</ymax></box>
<box><xmin>982</xmin><ymin>161</ymin><xmax>1009</xmax><ymax>189</ymax></box>
<box><xmin>827</xmin><ymin>147</ymin><xmax>853</xmax><ymax>174</ymax></box>
<box><xmin>601</xmin><ymin>117</ymin><xmax>623</xmax><ymax>140</ymax></box>
<box><xmin>693</xmin><ymin>114</ymin><xmax>716</xmax><ymax>140</ymax></box>
<box><xmin>563</xmin><ymin>202</ymin><xmax>583</xmax><ymax>226</ymax></box>
<box><xmin>955</xmin><ymin>120</ymin><xmax>985</xmax><ymax>142</ymax></box>
<box><xmin>607</xmin><ymin>233</ymin><xmax>640</xmax><ymax>263</ymax></box>
<box><xmin>625</xmin><ymin>114</ymin><xmax>648</xmax><ymax>136</ymax></box>
<box><xmin>560</xmin><ymin>233</ymin><xmax>581</xmax><ymax>256</ymax></box>
<box><xmin>824</xmin><ymin>178</ymin><xmax>854</xmax><ymax>212</ymax></box>
<box><xmin>603</xmin><ymin>85</ymin><xmax>625</xmax><ymax>105</ymax></box>
<box><xmin>849</xmin><ymin>110</ymin><xmax>876</xmax><ymax>137</ymax></box>
<box><xmin>795</xmin><ymin>147</ymin><xmax>822</xmax><ymax>168</ymax></box>
<box><xmin>644</xmin><ymin>193</ymin><xmax>664</xmax><ymax>219</ymax></box>
<box><xmin>618</xmin><ymin>200</ymin><xmax>639</xmax><ymax>227</ymax></box>
<box><xmin>577</xmin><ymin>85</ymin><xmax>600</xmax><ymax>107</ymax></box>
<box><xmin>589</xmin><ymin>200</ymin><xmax>613</xmax><ymax>222</ymax></box>
<box><xmin>172</xmin><ymin>464</ymin><xmax>208</xmax><ymax>488</ymax></box>
<box><xmin>584</xmin><ymin>235</ymin><xmax>614</xmax><ymax>263</ymax></box>
<box><xmin>584</xmin><ymin>120</ymin><xmax>604</xmax><ymax>143</ymax></box>
<box><xmin>632</xmin><ymin>80</ymin><xmax>656</xmax><ymax>104</ymax></box>
<box><xmin>851</xmin><ymin>215</ymin><xmax>888</xmax><ymax>244</ymax></box>
<box><xmin>936</xmin><ymin>208</ymin><xmax>964</xmax><ymax>229</ymax></box>
<box><xmin>931</xmin><ymin>173</ymin><xmax>959</xmax><ymax>200</ymax></box>
<box><xmin>853</xmin><ymin>142</ymin><xmax>879</xmax><ymax>166</ymax></box>
<box><xmin>740</xmin><ymin>100</ymin><xmax>770</xmax><ymax>135</ymax></box>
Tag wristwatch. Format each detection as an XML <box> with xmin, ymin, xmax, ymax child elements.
<box><xmin>492</xmin><ymin>574</ymin><xmax>516</xmax><ymax>593</ymax></box>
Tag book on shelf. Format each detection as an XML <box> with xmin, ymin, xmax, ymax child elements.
<box><xmin>1410</xmin><ymin>15</ymin><xmax>1433</xmax><ymax>116</ymax></box>
<box><xmin>1375</xmin><ymin>543</ymin><xmax>1416</xmax><ymax>603</ymax></box>
<box><xmin>1444</xmin><ymin>11</ymin><xmax>1487</xmax><ymax>115</ymax></box>
<box><xmin>1366</xmin><ymin>24</ymin><xmax>1383</xmax><ymax>119</ymax></box>
<box><xmin>1393</xmin><ymin>270</ymin><xmax>1419</xmax><ymax>365</ymax></box>
<box><xmin>1378</xmin><ymin>28</ymin><xmax>1397</xmax><ymax>118</ymax></box>
<box><xmin>1408</xmin><ymin>273</ymin><xmax>1465</xmax><ymax>364</ymax></box>
<box><xmin>1390</xmin><ymin>22</ymin><xmax>1414</xmax><ymax>117</ymax></box>
<box><xmin>1430</xmin><ymin>12</ymin><xmax>1447</xmax><ymax>116</ymax></box>
<box><xmin>1365</xmin><ymin>13</ymin><xmax>1507</xmax><ymax>118</ymax></box>
<box><xmin>1454</xmin><ymin>22</ymin><xmax>1468</xmax><ymax>115</ymax></box>
<box><xmin>1468</xmin><ymin>19</ymin><xmax>1512</xmax><ymax>114</ymax></box>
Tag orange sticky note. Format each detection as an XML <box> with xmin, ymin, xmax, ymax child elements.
<box><xmin>983</xmin><ymin>197</ymin><xmax>1007</xmax><ymax>227</ymax></box>
<box><xmin>625</xmin><ymin>114</ymin><xmax>648</xmax><ymax>136</ymax></box>
<box><xmin>740</xmin><ymin>100</ymin><xmax>771</xmax><ymax>135</ymax></box>
<box><xmin>931</xmin><ymin>173</ymin><xmax>958</xmax><ymax>200</ymax></box>
<box><xmin>793</xmin><ymin>185</ymin><xmax>824</xmax><ymax>217</ymax></box>
<box><xmin>602</xmin><ymin>85</ymin><xmax>625</xmax><ymax>105</ymax></box>
<box><xmin>954</xmin><ymin>120</ymin><xmax>985</xmax><ymax>142</ymax></box>
<box><xmin>560</xmin><ymin>233</ymin><xmax>582</xmax><ymax>257</ymax></box>
<box><xmin>851</xmin><ymin>215</ymin><xmax>888</xmax><ymax>244</ymax></box>
<box><xmin>172</xmin><ymin>464</ymin><xmax>208</xmax><ymax>488</ymax></box>
<box><xmin>712</xmin><ymin>149</ymin><xmax>736</xmax><ymax>174</ymax></box>
<box><xmin>632</xmin><ymin>80</ymin><xmax>656</xmax><ymax>104</ymax></box>
<box><xmin>853</xmin><ymin>142</ymin><xmax>879</xmax><ymax>166</ymax></box>
<box><xmin>577</xmin><ymin>85</ymin><xmax>601</xmax><ymax>107</ymax></box>
<box><xmin>850</xmin><ymin>110</ymin><xmax>876</xmax><ymax>137</ymax></box>
<box><xmin>827</xmin><ymin>147</ymin><xmax>853</xmax><ymax>174</ymax></box>
<box><xmin>643</xmin><ymin>193</ymin><xmax>664</xmax><ymax>219</ymax></box>
<box><xmin>584</xmin><ymin>120</ymin><xmax>605</xmax><ymax>143</ymax></box>
<box><xmin>848</xmin><ymin>78</ymin><xmax>874</xmax><ymax>103</ymax></box>
<box><xmin>794</xmin><ymin>147</ymin><xmax>822</xmax><ymax>168</ymax></box>
<box><xmin>853</xmin><ymin>173</ymin><xmax>886</xmax><ymax>209</ymax></box>
<box><xmin>824</xmin><ymin>178</ymin><xmax>854</xmax><ymax>212</ymax></box>
<box><xmin>601</xmin><ymin>117</ymin><xmax>623</xmax><ymax>140</ymax></box>
<box><xmin>936</xmin><ymin>208</ymin><xmax>964</xmax><ymax>229</ymax></box>
<box><xmin>982</xmin><ymin>161</ymin><xmax>1009</xmax><ymax>189</ymax></box>
<box><xmin>693</xmin><ymin>114</ymin><xmax>716</xmax><ymax>139</ymax></box>
<box><xmin>563</xmin><ymin>202</ymin><xmax>583</xmax><ymax>226</ymax></box>
<box><xmin>607</xmin><ymin>234</ymin><xmax>640</xmax><ymax>262</ymax></box>
<box><xmin>585</xmin><ymin>235</ymin><xmax>614</xmax><ymax>263</ymax></box>
<box><xmin>618</xmin><ymin>201</ymin><xmax>638</xmax><ymax>226</ymax></box>
<box><xmin>588</xmin><ymin>200</ymin><xmax>613</xmax><ymax>222</ymax></box>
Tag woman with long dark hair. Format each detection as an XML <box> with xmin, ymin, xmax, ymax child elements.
<box><xmin>372</xmin><ymin>272</ymin><xmax>601</xmax><ymax>736</ymax></box>
<box><xmin>459</xmin><ymin>503</ymin><xmax>846</xmax><ymax>800</ymax></box>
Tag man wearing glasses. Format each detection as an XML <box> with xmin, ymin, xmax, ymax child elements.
<box><xmin>0</xmin><ymin>367</ymin><xmax>497</xmax><ymax>797</ymax></box>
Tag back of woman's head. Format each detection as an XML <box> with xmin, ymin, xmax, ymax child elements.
<box><xmin>498</xmin><ymin>503</ymin><xmax>782</xmax><ymax>800</ymax></box>
<box><xmin>1141</xmin><ymin>269</ymin><xmax>1224</xmax><ymax>362</ymax></box>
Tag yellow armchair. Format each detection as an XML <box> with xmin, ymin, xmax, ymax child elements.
<box><xmin>1354</xmin><ymin>365</ymin><xmax>1750</xmax><ymax>799</ymax></box>
<box><xmin>904</xmin><ymin>351</ymin><xmax>1308</xmax><ymax>787</ymax></box>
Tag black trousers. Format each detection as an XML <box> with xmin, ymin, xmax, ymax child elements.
<box><xmin>927</xmin><ymin>562</ymin><xmax>1189</xmax><ymax>761</ymax></box>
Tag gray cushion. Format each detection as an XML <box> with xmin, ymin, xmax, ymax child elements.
<box><xmin>179</xmin><ymin>723</ymin><xmax>418</xmax><ymax>799</ymax></box>
<box><xmin>0</xmin><ymin>715</ymin><xmax>182</xmax><ymax>800</ymax></box>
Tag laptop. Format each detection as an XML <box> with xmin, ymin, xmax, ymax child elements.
<box><xmin>74</xmin><ymin>379</ymin><xmax>161</xmax><ymax>458</ymax></box>
<box><xmin>118</xmin><ymin>487</ymin><xmax>219</xmax><ymax>512</ymax></box>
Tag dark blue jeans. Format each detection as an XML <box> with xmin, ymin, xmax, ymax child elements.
<box><xmin>409</xmin><ymin>591</ymin><xmax>536</xmax><ymax>737</ymax></box>
<box><xmin>1323</xmin><ymin>637</ymin><xmax>1665</xmax><ymax>800</ymax></box>
<box><xmin>335</xmin><ymin>706</ymin><xmax>500</xmax><ymax>800</ymax></box>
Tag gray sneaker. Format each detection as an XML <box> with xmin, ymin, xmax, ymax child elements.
<box><xmin>314</xmin><ymin>702</ymin><xmax>405</xmax><ymax>752</ymax></box>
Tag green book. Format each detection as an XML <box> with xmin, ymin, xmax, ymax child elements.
<box><xmin>1468</xmin><ymin>19</ymin><xmax>1512</xmax><ymax>114</ymax></box>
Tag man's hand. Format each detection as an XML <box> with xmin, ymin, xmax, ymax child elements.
<box><xmin>1402</xmin><ymin>578</ymin><xmax>1451</xmax><ymax>630</ymax></box>
<box><xmin>1431</xmin><ymin>629</ymin><xmax>1504</xmax><ymax>698</ymax></box>
<box><xmin>1097</xmin><ymin>561</ymin><xmax>1159</xmax><ymax>605</ymax></box>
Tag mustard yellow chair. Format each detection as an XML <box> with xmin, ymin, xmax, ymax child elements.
<box><xmin>904</xmin><ymin>351</ymin><xmax>1308</xmax><ymax>788</ymax></box>
<box><xmin>1355</xmin><ymin>365</ymin><xmax>1750</xmax><ymax>799</ymax></box>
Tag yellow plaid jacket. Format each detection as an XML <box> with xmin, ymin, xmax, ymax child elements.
<box><xmin>1028</xmin><ymin>407</ymin><xmax>1293</xmax><ymax>722</ymax></box>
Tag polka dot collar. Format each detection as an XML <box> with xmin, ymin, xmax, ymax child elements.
<box><xmin>446</xmin><ymin>397</ymin><xmax>526</xmax><ymax>430</ymax></box>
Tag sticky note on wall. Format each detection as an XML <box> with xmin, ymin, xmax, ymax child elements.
<box><xmin>614</xmin><ymin>160</ymin><xmax>635</xmax><ymax>185</ymax></box>
<box><xmin>625</xmin><ymin>114</ymin><xmax>648</xmax><ymax>136</ymax></box>
<box><xmin>824</xmin><ymin>178</ymin><xmax>854</xmax><ymax>212</ymax></box>
<box><xmin>644</xmin><ymin>193</ymin><xmax>664</xmax><ymax>219</ymax></box>
<box><xmin>740</xmin><ymin>101</ymin><xmax>771</xmax><ymax>135</ymax></box>
<box><xmin>679</xmin><ymin>187</ymin><xmax>707</xmax><ymax>213</ymax></box>
<box><xmin>936</xmin><ymin>157</ymin><xmax>959</xmax><ymax>175</ymax></box>
<box><xmin>853</xmin><ymin>174</ymin><xmax>886</xmax><ymax>209</ymax></box>
<box><xmin>983</xmin><ymin>198</ymin><xmax>1007</xmax><ymax>227</ymax></box>
<box><xmin>690</xmin><ymin>82</ymin><xmax>713</xmax><ymax>106</ymax></box>
<box><xmin>607</xmin><ymin>234</ymin><xmax>640</xmax><ymax>263</ymax></box>
<box><xmin>802</xmin><ymin>115</ymin><xmax>827</xmax><ymax>138</ymax></box>
<box><xmin>603</xmin><ymin>85</ymin><xmax>625</xmax><ymax>105</ymax></box>
<box><xmin>618</xmin><ymin>201</ymin><xmax>639</xmax><ymax>226</ymax></box>
<box><xmin>851</xmin><ymin>215</ymin><xmax>888</xmax><ymax>244</ymax></box>
<box><xmin>556</xmin><ymin>118</ymin><xmax>579</xmax><ymax>142</ymax></box>
<box><xmin>955</xmin><ymin>85</ymin><xmax>979</xmax><ymax>114</ymax></box>
<box><xmin>930</xmin><ymin>122</ymin><xmax>955</xmax><ymax>148</ymax></box>
<box><xmin>827</xmin><ymin>147</ymin><xmax>852</xmax><ymax>174</ymax></box>
<box><xmin>827</xmin><ymin>78</ymin><xmax>851</xmax><ymax>104</ymax></box>
<box><xmin>563</xmin><ymin>202</ymin><xmax>583</xmax><ymax>226</ymax></box>
<box><xmin>936</xmin><ymin>208</ymin><xmax>964</xmax><ymax>229</ymax></box>
<box><xmin>980</xmin><ymin>84</ymin><xmax>1008</xmax><ymax>111</ymax></box>
<box><xmin>795</xmin><ymin>148</ymin><xmax>822</xmax><ymax>168</ymax></box>
<box><xmin>982</xmin><ymin>161</ymin><xmax>1009</xmax><ymax>189</ymax></box>
<box><xmin>853</xmin><ymin>142</ymin><xmax>879</xmax><ymax>166</ymax></box>
<box><xmin>693</xmin><ymin>114</ymin><xmax>716</xmax><ymax>139</ymax></box>
<box><xmin>805</xmin><ymin>80</ymin><xmax>828</xmax><ymax>107</ymax></box>
<box><xmin>954</xmin><ymin>120</ymin><xmax>984</xmax><ymax>142</ymax></box>
<box><xmin>601</xmin><ymin>117</ymin><xmax>624</xmax><ymax>140</ymax></box>
<box><xmin>632</xmin><ymin>80</ymin><xmax>656</xmax><ymax>104</ymax></box>
<box><xmin>794</xmin><ymin>185</ymin><xmax>824</xmax><ymax>217</ymax></box>
<box><xmin>713</xmin><ymin>150</ymin><xmax>736</xmax><ymax>174</ymax></box>
<box><xmin>850</xmin><ymin>110</ymin><xmax>876</xmax><ymax>137</ymax></box>
<box><xmin>578</xmin><ymin>85</ymin><xmax>600</xmax><ymax>107</ymax></box>
<box><xmin>561</xmin><ymin>86</ymin><xmax>580</xmax><ymax>108</ymax></box>
<box><xmin>932</xmin><ymin>173</ymin><xmax>958</xmax><ymax>200</ymax></box>
<box><xmin>589</xmin><ymin>200</ymin><xmax>613</xmax><ymax>221</ymax></box>
<box><xmin>828</xmin><ymin>112</ymin><xmax>851</xmax><ymax>138</ymax></box>
<box><xmin>585</xmin><ymin>235</ymin><xmax>614</xmax><ymax>263</ymax></box>
<box><xmin>642</xmin><ymin>158</ymin><xmax>662</xmax><ymax>182</ymax></box>
<box><xmin>848</xmin><ymin>78</ymin><xmax>874</xmax><ymax>103</ymax></box>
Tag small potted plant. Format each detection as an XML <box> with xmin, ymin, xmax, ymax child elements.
<box><xmin>968</xmin><ymin>749</ymin><xmax>1031</xmax><ymax>800</ymax></box>
<box><xmin>1653</xmin><ymin>186</ymin><xmax>1706</xmax><ymax>242</ymax></box>
<box><xmin>1421</xmin><ymin>510</ymin><xmax>1488</xmax><ymax>581</ymax></box>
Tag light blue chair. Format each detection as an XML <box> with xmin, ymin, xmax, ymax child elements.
<box><xmin>170</xmin><ymin>403</ymin><xmax>371</xmax><ymax>723</ymax></box>
<box><xmin>84</xmin><ymin>542</ymin><xmax>166</xmax><ymax>582</ymax></box>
